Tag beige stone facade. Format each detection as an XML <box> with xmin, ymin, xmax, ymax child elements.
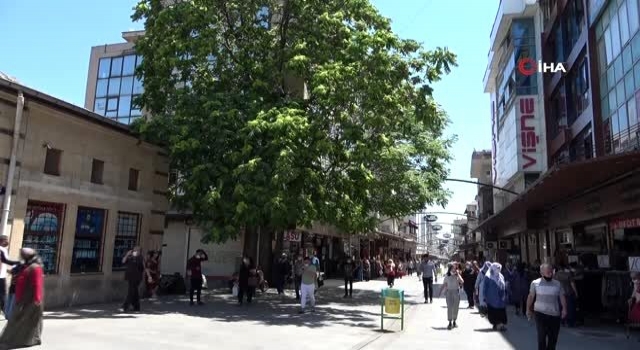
<box><xmin>0</xmin><ymin>77</ymin><xmax>168</xmax><ymax>308</ymax></box>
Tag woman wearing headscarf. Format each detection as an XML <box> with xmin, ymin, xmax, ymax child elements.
<box><xmin>509</xmin><ymin>262</ymin><xmax>530</xmax><ymax>316</ymax></box>
<box><xmin>483</xmin><ymin>262</ymin><xmax>508</xmax><ymax>331</ymax></box>
<box><xmin>0</xmin><ymin>248</ymin><xmax>44</xmax><ymax>348</ymax></box>
<box><xmin>475</xmin><ymin>261</ymin><xmax>492</xmax><ymax>316</ymax></box>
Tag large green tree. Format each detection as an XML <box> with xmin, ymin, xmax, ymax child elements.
<box><xmin>132</xmin><ymin>0</ymin><xmax>456</xmax><ymax>250</ymax></box>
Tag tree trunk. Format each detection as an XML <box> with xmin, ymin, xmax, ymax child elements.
<box><xmin>243</xmin><ymin>226</ymin><xmax>275</xmax><ymax>280</ymax></box>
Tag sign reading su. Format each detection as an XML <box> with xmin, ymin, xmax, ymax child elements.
<box><xmin>284</xmin><ymin>230</ymin><xmax>301</xmax><ymax>242</ymax></box>
<box><xmin>519</xmin><ymin>97</ymin><xmax>540</xmax><ymax>170</ymax></box>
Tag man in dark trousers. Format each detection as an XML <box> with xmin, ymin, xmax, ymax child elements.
<box><xmin>0</xmin><ymin>235</ymin><xmax>18</xmax><ymax>316</ymax></box>
<box><xmin>122</xmin><ymin>246</ymin><xmax>145</xmax><ymax>312</ymax></box>
<box><xmin>462</xmin><ymin>261</ymin><xmax>477</xmax><ymax>308</ymax></box>
<box><xmin>187</xmin><ymin>249</ymin><xmax>209</xmax><ymax>305</ymax></box>
<box><xmin>343</xmin><ymin>256</ymin><xmax>355</xmax><ymax>298</ymax></box>
<box><xmin>418</xmin><ymin>254</ymin><xmax>437</xmax><ymax>303</ymax></box>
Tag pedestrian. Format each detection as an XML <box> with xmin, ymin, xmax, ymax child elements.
<box><xmin>483</xmin><ymin>262</ymin><xmax>508</xmax><ymax>331</ymax></box>
<box><xmin>0</xmin><ymin>248</ymin><xmax>44</xmax><ymax>349</ymax></box>
<box><xmin>0</xmin><ymin>236</ymin><xmax>18</xmax><ymax>318</ymax></box>
<box><xmin>554</xmin><ymin>261</ymin><xmax>578</xmax><ymax>327</ymax></box>
<box><xmin>4</xmin><ymin>263</ymin><xmax>25</xmax><ymax>320</ymax></box>
<box><xmin>299</xmin><ymin>257</ymin><xmax>317</xmax><ymax>314</ymax></box>
<box><xmin>475</xmin><ymin>261</ymin><xmax>491</xmax><ymax>316</ymax></box>
<box><xmin>293</xmin><ymin>255</ymin><xmax>304</xmax><ymax>300</ymax></box>
<box><xmin>186</xmin><ymin>249</ymin><xmax>208</xmax><ymax>306</ymax></box>
<box><xmin>462</xmin><ymin>261</ymin><xmax>477</xmax><ymax>308</ymax></box>
<box><xmin>385</xmin><ymin>259</ymin><xmax>396</xmax><ymax>288</ymax></box>
<box><xmin>527</xmin><ymin>263</ymin><xmax>567</xmax><ymax>350</ymax></box>
<box><xmin>144</xmin><ymin>250</ymin><xmax>160</xmax><ymax>299</ymax></box>
<box><xmin>238</xmin><ymin>257</ymin><xmax>257</xmax><ymax>305</ymax></box>
<box><xmin>121</xmin><ymin>246</ymin><xmax>144</xmax><ymax>312</ymax></box>
<box><xmin>440</xmin><ymin>263</ymin><xmax>464</xmax><ymax>330</ymax></box>
<box><xmin>274</xmin><ymin>253</ymin><xmax>289</xmax><ymax>295</ymax></box>
<box><xmin>363</xmin><ymin>257</ymin><xmax>371</xmax><ymax>282</ymax></box>
<box><xmin>408</xmin><ymin>259</ymin><xmax>415</xmax><ymax>276</ymax></box>
<box><xmin>509</xmin><ymin>262</ymin><xmax>529</xmax><ymax>316</ymax></box>
<box><xmin>419</xmin><ymin>254</ymin><xmax>437</xmax><ymax>303</ymax></box>
<box><xmin>628</xmin><ymin>273</ymin><xmax>640</xmax><ymax>325</ymax></box>
<box><xmin>343</xmin><ymin>256</ymin><xmax>355</xmax><ymax>298</ymax></box>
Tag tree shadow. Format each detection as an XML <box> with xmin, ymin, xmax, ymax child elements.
<box><xmin>43</xmin><ymin>283</ymin><xmax>387</xmax><ymax>330</ymax></box>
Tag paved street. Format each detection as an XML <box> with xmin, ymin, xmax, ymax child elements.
<box><xmin>3</xmin><ymin>276</ymin><xmax>638</xmax><ymax>349</ymax></box>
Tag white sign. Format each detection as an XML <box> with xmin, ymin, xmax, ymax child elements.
<box><xmin>597</xmin><ymin>255</ymin><xmax>610</xmax><ymax>268</ymax></box>
<box><xmin>629</xmin><ymin>256</ymin><xmax>640</xmax><ymax>272</ymax></box>
<box><xmin>568</xmin><ymin>255</ymin><xmax>578</xmax><ymax>263</ymax></box>
<box><xmin>284</xmin><ymin>230</ymin><xmax>301</xmax><ymax>242</ymax></box>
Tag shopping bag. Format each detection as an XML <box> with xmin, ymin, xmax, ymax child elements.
<box><xmin>232</xmin><ymin>284</ymin><xmax>239</xmax><ymax>296</ymax></box>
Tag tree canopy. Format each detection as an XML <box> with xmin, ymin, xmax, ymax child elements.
<box><xmin>132</xmin><ymin>0</ymin><xmax>457</xmax><ymax>243</ymax></box>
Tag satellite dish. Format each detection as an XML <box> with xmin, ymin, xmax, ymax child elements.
<box><xmin>432</xmin><ymin>224</ymin><xmax>443</xmax><ymax>231</ymax></box>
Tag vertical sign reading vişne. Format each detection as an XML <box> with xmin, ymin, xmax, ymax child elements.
<box><xmin>518</xmin><ymin>97</ymin><xmax>541</xmax><ymax>171</ymax></box>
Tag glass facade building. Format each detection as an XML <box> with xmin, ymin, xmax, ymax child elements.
<box><xmin>596</xmin><ymin>0</ymin><xmax>640</xmax><ymax>154</ymax></box>
<box><xmin>93</xmin><ymin>54</ymin><xmax>144</xmax><ymax>125</ymax></box>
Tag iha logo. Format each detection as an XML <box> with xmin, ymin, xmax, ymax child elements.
<box><xmin>517</xmin><ymin>58</ymin><xmax>566</xmax><ymax>76</ymax></box>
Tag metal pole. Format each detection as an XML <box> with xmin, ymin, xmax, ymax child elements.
<box><xmin>256</xmin><ymin>226</ymin><xmax>261</xmax><ymax>263</ymax></box>
<box><xmin>185</xmin><ymin>226</ymin><xmax>191</xmax><ymax>278</ymax></box>
<box><xmin>0</xmin><ymin>92</ymin><xmax>24</xmax><ymax>237</ymax></box>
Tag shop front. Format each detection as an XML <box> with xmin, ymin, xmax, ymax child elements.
<box><xmin>282</xmin><ymin>229</ymin><xmax>346</xmax><ymax>278</ymax></box>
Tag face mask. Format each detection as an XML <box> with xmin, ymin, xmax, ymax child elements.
<box><xmin>543</xmin><ymin>276</ymin><xmax>552</xmax><ymax>281</ymax></box>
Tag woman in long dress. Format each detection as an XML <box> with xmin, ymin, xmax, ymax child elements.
<box><xmin>0</xmin><ymin>248</ymin><xmax>44</xmax><ymax>349</ymax></box>
<box><xmin>475</xmin><ymin>261</ymin><xmax>491</xmax><ymax>316</ymax></box>
<box><xmin>483</xmin><ymin>262</ymin><xmax>508</xmax><ymax>331</ymax></box>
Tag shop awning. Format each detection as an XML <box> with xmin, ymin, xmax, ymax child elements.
<box><xmin>473</xmin><ymin>152</ymin><xmax>640</xmax><ymax>234</ymax></box>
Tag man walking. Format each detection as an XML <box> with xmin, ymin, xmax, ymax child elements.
<box><xmin>293</xmin><ymin>255</ymin><xmax>304</xmax><ymax>300</ymax></box>
<box><xmin>419</xmin><ymin>254</ymin><xmax>437</xmax><ymax>303</ymax></box>
<box><xmin>0</xmin><ymin>235</ymin><xmax>18</xmax><ymax>317</ymax></box>
<box><xmin>299</xmin><ymin>257</ymin><xmax>317</xmax><ymax>314</ymax></box>
<box><xmin>343</xmin><ymin>256</ymin><xmax>355</xmax><ymax>298</ymax></box>
<box><xmin>122</xmin><ymin>246</ymin><xmax>145</xmax><ymax>312</ymax></box>
<box><xmin>187</xmin><ymin>249</ymin><xmax>209</xmax><ymax>306</ymax></box>
<box><xmin>527</xmin><ymin>263</ymin><xmax>567</xmax><ymax>350</ymax></box>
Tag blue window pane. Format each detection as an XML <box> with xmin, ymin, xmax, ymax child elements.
<box><xmin>107</xmin><ymin>98</ymin><xmax>118</xmax><ymax>112</ymax></box>
<box><xmin>98</xmin><ymin>58</ymin><xmax>111</xmax><ymax>79</ymax></box>
<box><xmin>108</xmin><ymin>78</ymin><xmax>121</xmax><ymax>97</ymax></box>
<box><xmin>136</xmin><ymin>55</ymin><xmax>143</xmax><ymax>67</ymax></box>
<box><xmin>118</xmin><ymin>96</ymin><xmax>131</xmax><ymax>117</ymax></box>
<box><xmin>105</xmin><ymin>111</ymin><xmax>117</xmax><ymax>118</ymax></box>
<box><xmin>96</xmin><ymin>79</ymin><xmax>108</xmax><ymax>98</ymax></box>
<box><xmin>133</xmin><ymin>77</ymin><xmax>143</xmax><ymax>94</ymax></box>
<box><xmin>94</xmin><ymin>98</ymin><xmax>106</xmax><ymax>115</ymax></box>
<box><xmin>122</xmin><ymin>55</ymin><xmax>136</xmax><ymax>76</ymax></box>
<box><xmin>110</xmin><ymin>57</ymin><xmax>123</xmax><ymax>77</ymax></box>
<box><xmin>131</xmin><ymin>108</ymin><xmax>142</xmax><ymax>117</ymax></box>
<box><xmin>120</xmin><ymin>76</ymin><xmax>133</xmax><ymax>95</ymax></box>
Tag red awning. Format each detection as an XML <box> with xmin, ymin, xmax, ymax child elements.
<box><xmin>473</xmin><ymin>152</ymin><xmax>640</xmax><ymax>233</ymax></box>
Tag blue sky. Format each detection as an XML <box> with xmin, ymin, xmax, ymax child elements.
<box><xmin>0</xmin><ymin>0</ymin><xmax>497</xmax><ymax>233</ymax></box>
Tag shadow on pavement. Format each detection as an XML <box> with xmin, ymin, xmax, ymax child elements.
<box><xmin>43</xmin><ymin>281</ymin><xmax>392</xmax><ymax>329</ymax></box>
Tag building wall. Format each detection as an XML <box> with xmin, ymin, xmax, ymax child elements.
<box><xmin>0</xmin><ymin>89</ymin><xmax>168</xmax><ymax>308</ymax></box>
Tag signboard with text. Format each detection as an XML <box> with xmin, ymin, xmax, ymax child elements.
<box><xmin>610</xmin><ymin>217</ymin><xmax>640</xmax><ymax>230</ymax></box>
<box><xmin>284</xmin><ymin>230</ymin><xmax>302</xmax><ymax>242</ymax></box>
<box><xmin>517</xmin><ymin>96</ymin><xmax>544</xmax><ymax>172</ymax></box>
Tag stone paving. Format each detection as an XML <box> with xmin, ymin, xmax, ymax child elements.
<box><xmin>1</xmin><ymin>275</ymin><xmax>638</xmax><ymax>349</ymax></box>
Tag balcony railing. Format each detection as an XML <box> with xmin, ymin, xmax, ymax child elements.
<box><xmin>606</xmin><ymin>123</ymin><xmax>640</xmax><ymax>155</ymax></box>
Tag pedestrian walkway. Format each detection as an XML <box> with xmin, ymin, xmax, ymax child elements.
<box><xmin>3</xmin><ymin>275</ymin><xmax>637</xmax><ymax>349</ymax></box>
<box><xmin>367</xmin><ymin>278</ymin><xmax>639</xmax><ymax>350</ymax></box>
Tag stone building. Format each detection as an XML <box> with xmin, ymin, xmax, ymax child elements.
<box><xmin>0</xmin><ymin>74</ymin><xmax>169</xmax><ymax>307</ymax></box>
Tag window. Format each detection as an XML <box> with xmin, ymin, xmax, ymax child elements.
<box><xmin>93</xmin><ymin>54</ymin><xmax>144</xmax><ymax>124</ymax></box>
<box><xmin>71</xmin><ymin>207</ymin><xmax>106</xmax><ymax>273</ymax></box>
<box><xmin>628</xmin><ymin>97</ymin><xmax>638</xmax><ymax>127</ymax></box>
<box><xmin>611</xmin><ymin>7</ymin><xmax>622</xmax><ymax>58</ymax></box>
<box><xmin>128</xmin><ymin>168</ymin><xmax>139</xmax><ymax>191</ymax></box>
<box><xmin>91</xmin><ymin>159</ymin><xmax>104</xmax><ymax>184</ymax></box>
<box><xmin>23</xmin><ymin>201</ymin><xmax>64</xmax><ymax>274</ymax></box>
<box><xmin>630</xmin><ymin>0</ymin><xmax>640</xmax><ymax>36</ymax></box>
<box><xmin>619</xmin><ymin>2</ymin><xmax>630</xmax><ymax>45</ymax></box>
<box><xmin>44</xmin><ymin>148</ymin><xmax>62</xmax><ymax>176</ymax></box>
<box><xmin>112</xmin><ymin>212</ymin><xmax>140</xmax><ymax>270</ymax></box>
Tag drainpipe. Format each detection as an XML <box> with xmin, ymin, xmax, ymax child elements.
<box><xmin>0</xmin><ymin>92</ymin><xmax>24</xmax><ymax>237</ymax></box>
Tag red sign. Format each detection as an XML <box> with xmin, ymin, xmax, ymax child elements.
<box><xmin>284</xmin><ymin>230</ymin><xmax>301</xmax><ymax>242</ymax></box>
<box><xmin>610</xmin><ymin>217</ymin><xmax>640</xmax><ymax>230</ymax></box>
<box><xmin>519</xmin><ymin>97</ymin><xmax>539</xmax><ymax>170</ymax></box>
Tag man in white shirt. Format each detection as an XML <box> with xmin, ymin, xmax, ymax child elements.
<box><xmin>0</xmin><ymin>235</ymin><xmax>18</xmax><ymax>316</ymax></box>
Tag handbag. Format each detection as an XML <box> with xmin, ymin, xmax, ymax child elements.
<box><xmin>248</xmin><ymin>275</ymin><xmax>258</xmax><ymax>287</ymax></box>
<box><xmin>317</xmin><ymin>274</ymin><xmax>324</xmax><ymax>287</ymax></box>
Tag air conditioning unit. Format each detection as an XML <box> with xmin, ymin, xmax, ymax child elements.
<box><xmin>485</xmin><ymin>241</ymin><xmax>497</xmax><ymax>249</ymax></box>
<box><xmin>498</xmin><ymin>240</ymin><xmax>511</xmax><ymax>250</ymax></box>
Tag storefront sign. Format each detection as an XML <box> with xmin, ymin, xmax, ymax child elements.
<box><xmin>629</xmin><ymin>256</ymin><xmax>640</xmax><ymax>272</ymax></box>
<box><xmin>284</xmin><ymin>230</ymin><xmax>301</xmax><ymax>242</ymax></box>
<box><xmin>424</xmin><ymin>215</ymin><xmax>438</xmax><ymax>222</ymax></box>
<box><xmin>518</xmin><ymin>97</ymin><xmax>540</xmax><ymax>170</ymax></box>
<box><xmin>431</xmin><ymin>224</ymin><xmax>443</xmax><ymax>231</ymax></box>
<box><xmin>597</xmin><ymin>255</ymin><xmax>610</xmax><ymax>268</ymax></box>
<box><xmin>610</xmin><ymin>217</ymin><xmax>640</xmax><ymax>230</ymax></box>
